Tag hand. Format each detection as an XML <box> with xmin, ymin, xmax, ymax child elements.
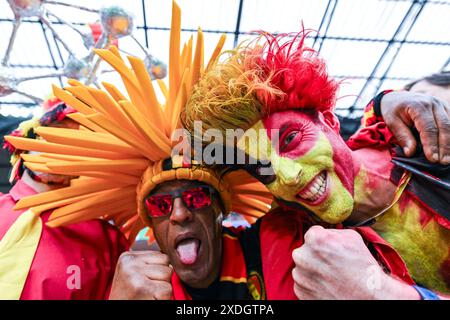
<box><xmin>109</xmin><ymin>251</ymin><xmax>173</xmax><ymax>300</ymax></box>
<box><xmin>380</xmin><ymin>91</ymin><xmax>450</xmax><ymax>164</ymax></box>
<box><xmin>292</xmin><ymin>226</ymin><xmax>420</xmax><ymax>300</ymax></box>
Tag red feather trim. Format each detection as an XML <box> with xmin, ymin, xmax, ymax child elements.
<box><xmin>244</xmin><ymin>30</ymin><xmax>339</xmax><ymax>113</ymax></box>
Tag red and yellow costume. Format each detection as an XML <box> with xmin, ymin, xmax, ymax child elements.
<box><xmin>0</xmin><ymin>99</ymin><xmax>128</xmax><ymax>299</ymax></box>
<box><xmin>348</xmin><ymin>91</ymin><xmax>450</xmax><ymax>293</ymax></box>
<box><xmin>182</xmin><ymin>31</ymin><xmax>449</xmax><ymax>294</ymax></box>
<box><xmin>0</xmin><ymin>179</ymin><xmax>128</xmax><ymax>299</ymax></box>
<box><xmin>256</xmin><ymin>207</ymin><xmax>414</xmax><ymax>299</ymax></box>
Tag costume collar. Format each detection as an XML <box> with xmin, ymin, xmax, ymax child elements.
<box><xmin>9</xmin><ymin>179</ymin><xmax>38</xmax><ymax>202</ymax></box>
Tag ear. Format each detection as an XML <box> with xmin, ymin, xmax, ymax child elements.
<box><xmin>322</xmin><ymin>111</ymin><xmax>340</xmax><ymax>134</ymax></box>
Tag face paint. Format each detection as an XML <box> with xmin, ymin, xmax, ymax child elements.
<box><xmin>27</xmin><ymin>169</ymin><xmax>73</xmax><ymax>185</ymax></box>
<box><xmin>237</xmin><ymin>110</ymin><xmax>355</xmax><ymax>224</ymax></box>
<box><xmin>27</xmin><ymin>150</ymin><xmax>74</xmax><ymax>186</ymax></box>
<box><xmin>25</xmin><ymin>118</ymin><xmax>80</xmax><ymax>186</ymax></box>
<box><xmin>349</xmin><ymin>147</ymin><xmax>398</xmax><ymax>225</ymax></box>
<box><xmin>374</xmin><ymin>194</ymin><xmax>450</xmax><ymax>293</ymax></box>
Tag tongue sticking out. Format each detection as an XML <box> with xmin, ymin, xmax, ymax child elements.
<box><xmin>176</xmin><ymin>239</ymin><xmax>199</xmax><ymax>265</ymax></box>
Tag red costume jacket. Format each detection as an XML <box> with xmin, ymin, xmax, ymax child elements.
<box><xmin>0</xmin><ymin>179</ymin><xmax>129</xmax><ymax>299</ymax></box>
<box><xmin>171</xmin><ymin>209</ymin><xmax>413</xmax><ymax>300</ymax></box>
<box><xmin>259</xmin><ymin>207</ymin><xmax>414</xmax><ymax>300</ymax></box>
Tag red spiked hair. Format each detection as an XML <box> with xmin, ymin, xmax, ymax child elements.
<box><xmin>183</xmin><ymin>30</ymin><xmax>340</xmax><ymax>136</ymax></box>
<box><xmin>242</xmin><ymin>31</ymin><xmax>339</xmax><ymax>113</ymax></box>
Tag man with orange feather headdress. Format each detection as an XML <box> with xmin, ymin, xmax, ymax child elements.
<box><xmin>2</xmin><ymin>2</ymin><xmax>426</xmax><ymax>300</ymax></box>
<box><xmin>182</xmin><ymin>31</ymin><xmax>449</xmax><ymax>298</ymax></box>
<box><xmin>1</xmin><ymin>1</ymin><xmax>274</xmax><ymax>300</ymax></box>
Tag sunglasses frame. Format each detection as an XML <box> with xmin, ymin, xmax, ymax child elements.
<box><xmin>145</xmin><ymin>184</ymin><xmax>217</xmax><ymax>218</ymax></box>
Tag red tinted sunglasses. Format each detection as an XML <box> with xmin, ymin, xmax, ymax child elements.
<box><xmin>145</xmin><ymin>185</ymin><xmax>215</xmax><ymax>218</ymax></box>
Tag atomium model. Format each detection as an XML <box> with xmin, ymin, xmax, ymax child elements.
<box><xmin>1</xmin><ymin>0</ymin><xmax>167</xmax><ymax>105</ymax></box>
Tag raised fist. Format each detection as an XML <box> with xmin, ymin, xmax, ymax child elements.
<box><xmin>292</xmin><ymin>226</ymin><xmax>420</xmax><ymax>300</ymax></box>
<box><xmin>109</xmin><ymin>251</ymin><xmax>173</xmax><ymax>300</ymax></box>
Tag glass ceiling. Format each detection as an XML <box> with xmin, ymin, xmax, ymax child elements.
<box><xmin>0</xmin><ymin>0</ymin><xmax>449</xmax><ymax>118</ymax></box>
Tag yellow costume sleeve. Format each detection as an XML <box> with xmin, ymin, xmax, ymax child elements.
<box><xmin>0</xmin><ymin>210</ymin><xmax>42</xmax><ymax>300</ymax></box>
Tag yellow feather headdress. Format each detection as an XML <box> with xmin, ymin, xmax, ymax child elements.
<box><xmin>4</xmin><ymin>1</ymin><xmax>272</xmax><ymax>242</ymax></box>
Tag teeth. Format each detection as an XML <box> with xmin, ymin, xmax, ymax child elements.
<box><xmin>303</xmin><ymin>190</ymin><xmax>311</xmax><ymax>197</ymax></box>
<box><xmin>297</xmin><ymin>172</ymin><xmax>327</xmax><ymax>202</ymax></box>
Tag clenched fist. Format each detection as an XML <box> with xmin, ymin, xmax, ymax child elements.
<box><xmin>292</xmin><ymin>226</ymin><xmax>420</xmax><ymax>300</ymax></box>
<box><xmin>109</xmin><ymin>251</ymin><xmax>173</xmax><ymax>300</ymax></box>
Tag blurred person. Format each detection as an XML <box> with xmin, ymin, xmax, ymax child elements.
<box><xmin>0</xmin><ymin>98</ymin><xmax>129</xmax><ymax>299</ymax></box>
<box><xmin>405</xmin><ymin>71</ymin><xmax>450</xmax><ymax>105</ymax></box>
<box><xmin>339</xmin><ymin>71</ymin><xmax>450</xmax><ymax>166</ymax></box>
<box><xmin>376</xmin><ymin>71</ymin><xmax>450</xmax><ymax>166</ymax></box>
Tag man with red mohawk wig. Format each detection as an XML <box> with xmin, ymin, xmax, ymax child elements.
<box><xmin>182</xmin><ymin>31</ymin><xmax>449</xmax><ymax>298</ymax></box>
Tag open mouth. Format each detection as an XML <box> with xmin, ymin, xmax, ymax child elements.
<box><xmin>296</xmin><ymin>171</ymin><xmax>328</xmax><ymax>205</ymax></box>
<box><xmin>175</xmin><ymin>234</ymin><xmax>201</xmax><ymax>266</ymax></box>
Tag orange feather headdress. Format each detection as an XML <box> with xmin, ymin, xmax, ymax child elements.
<box><xmin>4</xmin><ymin>1</ymin><xmax>272</xmax><ymax>242</ymax></box>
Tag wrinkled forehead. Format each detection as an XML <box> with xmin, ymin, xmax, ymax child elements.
<box><xmin>150</xmin><ymin>179</ymin><xmax>210</xmax><ymax>195</ymax></box>
<box><xmin>410</xmin><ymin>80</ymin><xmax>450</xmax><ymax>105</ymax></box>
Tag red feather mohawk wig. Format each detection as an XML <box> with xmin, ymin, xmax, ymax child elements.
<box><xmin>183</xmin><ymin>30</ymin><xmax>339</xmax><ymax>134</ymax></box>
<box><xmin>244</xmin><ymin>31</ymin><xmax>339</xmax><ymax>113</ymax></box>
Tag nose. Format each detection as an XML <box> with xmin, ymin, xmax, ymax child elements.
<box><xmin>169</xmin><ymin>197</ymin><xmax>193</xmax><ymax>225</ymax></box>
<box><xmin>273</xmin><ymin>157</ymin><xmax>302</xmax><ymax>186</ymax></box>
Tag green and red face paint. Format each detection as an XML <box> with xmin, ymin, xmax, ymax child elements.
<box><xmin>237</xmin><ymin>109</ymin><xmax>355</xmax><ymax>224</ymax></box>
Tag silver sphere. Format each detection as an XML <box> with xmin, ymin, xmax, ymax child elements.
<box><xmin>100</xmin><ymin>6</ymin><xmax>134</xmax><ymax>39</ymax></box>
<box><xmin>144</xmin><ymin>56</ymin><xmax>167</xmax><ymax>80</ymax></box>
<box><xmin>63</xmin><ymin>56</ymin><xmax>91</xmax><ymax>81</ymax></box>
<box><xmin>7</xmin><ymin>0</ymin><xmax>43</xmax><ymax>18</ymax></box>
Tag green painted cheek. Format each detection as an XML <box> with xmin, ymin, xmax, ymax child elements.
<box><xmin>316</xmin><ymin>172</ymin><xmax>353</xmax><ymax>224</ymax></box>
<box><xmin>268</xmin><ymin>133</ymin><xmax>354</xmax><ymax>224</ymax></box>
<box><xmin>353</xmin><ymin>168</ymin><xmax>368</xmax><ymax>206</ymax></box>
<box><xmin>271</xmin><ymin>156</ymin><xmax>302</xmax><ymax>186</ymax></box>
<box><xmin>236</xmin><ymin>121</ymin><xmax>271</xmax><ymax>163</ymax></box>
